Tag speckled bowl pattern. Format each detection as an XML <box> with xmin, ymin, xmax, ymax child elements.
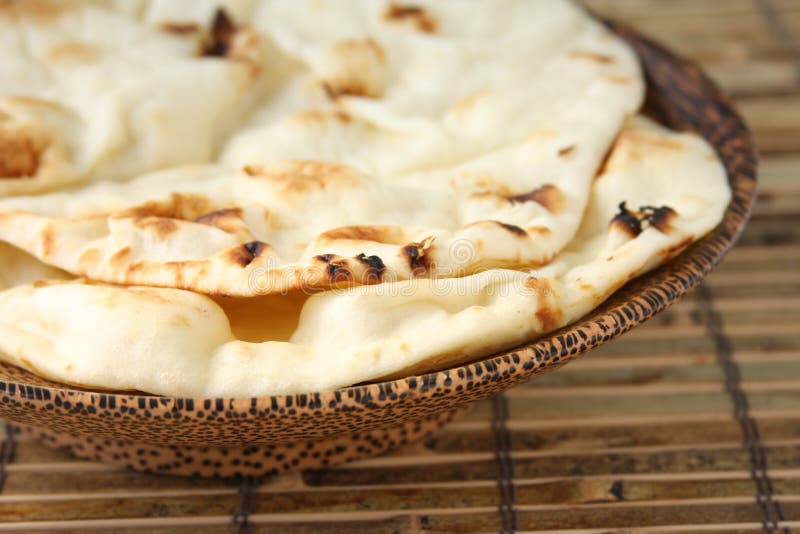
<box><xmin>0</xmin><ymin>22</ymin><xmax>757</xmax><ymax>477</ymax></box>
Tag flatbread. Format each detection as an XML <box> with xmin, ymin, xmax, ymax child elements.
<box><xmin>0</xmin><ymin>0</ymin><xmax>265</xmax><ymax>195</ymax></box>
<box><xmin>0</xmin><ymin>0</ymin><xmax>643</xmax><ymax>295</ymax></box>
<box><xmin>0</xmin><ymin>118</ymin><xmax>731</xmax><ymax>396</ymax></box>
<box><xmin>0</xmin><ymin>242</ymin><xmax>70</xmax><ymax>290</ymax></box>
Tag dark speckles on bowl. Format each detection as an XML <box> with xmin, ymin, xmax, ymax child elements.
<box><xmin>0</xmin><ymin>22</ymin><xmax>757</xmax><ymax>477</ymax></box>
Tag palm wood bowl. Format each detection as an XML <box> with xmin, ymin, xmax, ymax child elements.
<box><xmin>0</xmin><ymin>21</ymin><xmax>757</xmax><ymax>478</ymax></box>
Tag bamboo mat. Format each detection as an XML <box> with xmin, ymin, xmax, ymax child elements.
<box><xmin>1</xmin><ymin>1</ymin><xmax>800</xmax><ymax>532</ymax></box>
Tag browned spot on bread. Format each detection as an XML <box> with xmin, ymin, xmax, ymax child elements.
<box><xmin>508</xmin><ymin>184</ymin><xmax>565</xmax><ymax>214</ymax></box>
<box><xmin>126</xmin><ymin>261</ymin><xmax>144</xmax><ymax>275</ymax></box>
<box><xmin>327</xmin><ymin>261</ymin><xmax>351</xmax><ymax>283</ymax></box>
<box><xmin>45</xmin><ymin>40</ymin><xmax>100</xmax><ymax>63</ymax></box>
<box><xmin>610</xmin><ymin>202</ymin><xmax>642</xmax><ymax>237</ymax></box>
<box><xmin>356</xmin><ymin>253</ymin><xmax>386</xmax><ymax>283</ymax></box>
<box><xmin>322</xmin><ymin>78</ymin><xmax>372</xmax><ymax>99</ymax></box>
<box><xmin>78</xmin><ymin>248</ymin><xmax>100</xmax><ymax>266</ymax></box>
<box><xmin>527</xmin><ymin>225</ymin><xmax>552</xmax><ymax>238</ymax></box>
<box><xmin>611</xmin><ymin>203</ymin><xmax>679</xmax><ymax>237</ymax></box>
<box><xmin>315</xmin><ymin>254</ymin><xmax>335</xmax><ymax>263</ymax></box>
<box><xmin>322</xmin><ymin>226</ymin><xmax>395</xmax><ymax>244</ymax></box>
<box><xmin>494</xmin><ymin>221</ymin><xmax>527</xmax><ymax>237</ymax></box>
<box><xmin>109</xmin><ymin>246</ymin><xmax>131</xmax><ymax>266</ymax></box>
<box><xmin>525</xmin><ymin>277</ymin><xmax>562</xmax><ymax>331</ymax></box>
<box><xmin>402</xmin><ymin>236</ymin><xmax>435</xmax><ymax>275</ymax></box>
<box><xmin>32</xmin><ymin>279</ymin><xmax>67</xmax><ymax>289</ymax></box>
<box><xmin>116</xmin><ymin>193</ymin><xmax>216</xmax><ymax>221</ymax></box>
<box><xmin>0</xmin><ymin>127</ymin><xmax>47</xmax><ymax>178</ymax></box>
<box><xmin>320</xmin><ymin>38</ymin><xmax>386</xmax><ymax>99</ymax></box>
<box><xmin>161</xmin><ymin>21</ymin><xmax>200</xmax><ymax>34</ymax></box>
<box><xmin>321</xmin><ymin>81</ymin><xmax>339</xmax><ymax>100</ymax></box>
<box><xmin>605</xmin><ymin>74</ymin><xmax>632</xmax><ymax>84</ymax></box>
<box><xmin>613</xmin><ymin>128</ymin><xmax>685</xmax><ymax>160</ymax></box>
<box><xmin>194</xmin><ymin>207</ymin><xmax>246</xmax><ymax>235</ymax></box>
<box><xmin>0</xmin><ymin>0</ymin><xmax>74</xmax><ymax>22</ymax></box>
<box><xmin>642</xmin><ymin>205</ymin><xmax>678</xmax><ymax>234</ymax></box>
<box><xmin>569</xmin><ymin>50</ymin><xmax>615</xmax><ymax>63</ymax></box>
<box><xmin>383</xmin><ymin>3</ymin><xmax>437</xmax><ymax>33</ymax></box>
<box><xmin>227</xmin><ymin>241</ymin><xmax>266</xmax><ymax>268</ymax></box>
<box><xmin>40</xmin><ymin>224</ymin><xmax>55</xmax><ymax>257</ymax></box>
<box><xmin>195</xmin><ymin>207</ymin><xmax>243</xmax><ymax>223</ymax></box>
<box><xmin>536</xmin><ymin>307</ymin><xmax>562</xmax><ymax>332</ymax></box>
<box><xmin>200</xmin><ymin>8</ymin><xmax>236</xmax><ymax>57</ymax></box>
<box><xmin>133</xmin><ymin>217</ymin><xmax>179</xmax><ymax>239</ymax></box>
<box><xmin>558</xmin><ymin>145</ymin><xmax>575</xmax><ymax>156</ymax></box>
<box><xmin>243</xmin><ymin>161</ymin><xmax>359</xmax><ymax>193</ymax></box>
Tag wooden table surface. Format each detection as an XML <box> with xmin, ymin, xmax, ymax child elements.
<box><xmin>1</xmin><ymin>1</ymin><xmax>800</xmax><ymax>532</ymax></box>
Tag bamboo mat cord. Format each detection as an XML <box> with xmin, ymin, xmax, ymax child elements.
<box><xmin>696</xmin><ymin>282</ymin><xmax>791</xmax><ymax>534</ymax></box>
<box><xmin>492</xmin><ymin>394</ymin><xmax>519</xmax><ymax>533</ymax></box>
<box><xmin>755</xmin><ymin>0</ymin><xmax>800</xmax><ymax>82</ymax></box>
<box><xmin>0</xmin><ymin>425</ymin><xmax>14</xmax><ymax>494</ymax></box>
<box><xmin>232</xmin><ymin>476</ymin><xmax>257</xmax><ymax>534</ymax></box>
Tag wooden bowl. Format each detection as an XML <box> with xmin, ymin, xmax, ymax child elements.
<box><xmin>0</xmin><ymin>21</ymin><xmax>757</xmax><ymax>478</ymax></box>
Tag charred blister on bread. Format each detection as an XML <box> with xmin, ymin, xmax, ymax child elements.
<box><xmin>402</xmin><ymin>237</ymin><xmax>434</xmax><ymax>276</ymax></box>
<box><xmin>610</xmin><ymin>202</ymin><xmax>679</xmax><ymax>237</ymax></box>
<box><xmin>314</xmin><ymin>254</ymin><xmax>335</xmax><ymax>263</ymax></box>
<box><xmin>228</xmin><ymin>240</ymin><xmax>267</xmax><ymax>267</ymax></box>
<box><xmin>326</xmin><ymin>260</ymin><xmax>351</xmax><ymax>283</ymax></box>
<box><xmin>200</xmin><ymin>8</ymin><xmax>236</xmax><ymax>57</ymax></box>
<box><xmin>610</xmin><ymin>202</ymin><xmax>643</xmax><ymax>237</ymax></box>
<box><xmin>355</xmin><ymin>253</ymin><xmax>386</xmax><ymax>283</ymax></box>
<box><xmin>640</xmin><ymin>205</ymin><xmax>678</xmax><ymax>234</ymax></box>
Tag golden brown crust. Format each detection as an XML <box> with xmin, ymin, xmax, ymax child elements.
<box><xmin>0</xmin><ymin>126</ymin><xmax>46</xmax><ymax>179</ymax></box>
<box><xmin>507</xmin><ymin>184</ymin><xmax>566</xmax><ymax>214</ymax></box>
<box><xmin>243</xmin><ymin>161</ymin><xmax>360</xmax><ymax>193</ymax></box>
<box><xmin>320</xmin><ymin>38</ymin><xmax>386</xmax><ymax>99</ymax></box>
<box><xmin>383</xmin><ymin>3</ymin><xmax>437</xmax><ymax>33</ymax></box>
<box><xmin>133</xmin><ymin>217</ymin><xmax>179</xmax><ymax>239</ymax></box>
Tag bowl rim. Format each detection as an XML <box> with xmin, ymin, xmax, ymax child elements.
<box><xmin>0</xmin><ymin>20</ymin><xmax>757</xmax><ymax>430</ymax></box>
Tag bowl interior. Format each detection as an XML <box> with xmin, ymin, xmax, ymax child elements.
<box><xmin>0</xmin><ymin>22</ymin><xmax>757</xmax><ymax>447</ymax></box>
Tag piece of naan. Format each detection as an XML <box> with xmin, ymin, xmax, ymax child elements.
<box><xmin>0</xmin><ymin>0</ymin><xmax>642</xmax><ymax>295</ymax></box>
<box><xmin>0</xmin><ymin>0</ymin><xmax>265</xmax><ymax>195</ymax></box>
<box><xmin>0</xmin><ymin>118</ymin><xmax>731</xmax><ymax>396</ymax></box>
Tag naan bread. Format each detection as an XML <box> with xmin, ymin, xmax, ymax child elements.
<box><xmin>0</xmin><ymin>118</ymin><xmax>731</xmax><ymax>396</ymax></box>
<box><xmin>0</xmin><ymin>0</ymin><xmax>265</xmax><ymax>195</ymax></box>
<box><xmin>0</xmin><ymin>242</ymin><xmax>70</xmax><ymax>290</ymax></box>
<box><xmin>0</xmin><ymin>0</ymin><xmax>643</xmax><ymax>295</ymax></box>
